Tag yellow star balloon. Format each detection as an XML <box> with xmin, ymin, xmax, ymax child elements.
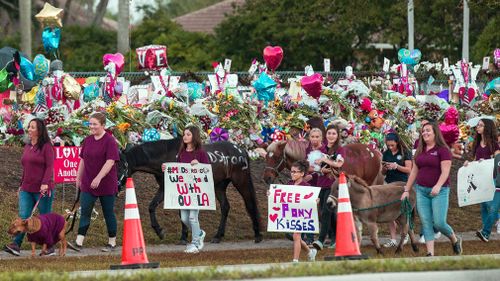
<box><xmin>35</xmin><ymin>3</ymin><xmax>64</xmax><ymax>28</ymax></box>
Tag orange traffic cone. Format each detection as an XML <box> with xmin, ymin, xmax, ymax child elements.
<box><xmin>111</xmin><ymin>178</ymin><xmax>159</xmax><ymax>269</ymax></box>
<box><xmin>326</xmin><ymin>172</ymin><xmax>367</xmax><ymax>260</ymax></box>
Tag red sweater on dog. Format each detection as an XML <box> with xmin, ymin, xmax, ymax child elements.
<box><xmin>27</xmin><ymin>213</ymin><xmax>65</xmax><ymax>248</ymax></box>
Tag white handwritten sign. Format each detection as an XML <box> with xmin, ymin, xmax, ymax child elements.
<box><xmin>163</xmin><ymin>163</ymin><xmax>216</xmax><ymax>210</ymax></box>
<box><xmin>267</xmin><ymin>184</ymin><xmax>320</xmax><ymax>233</ymax></box>
<box><xmin>457</xmin><ymin>159</ymin><xmax>495</xmax><ymax>207</ymax></box>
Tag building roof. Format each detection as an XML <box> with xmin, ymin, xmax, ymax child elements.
<box><xmin>173</xmin><ymin>0</ymin><xmax>245</xmax><ymax>34</ymax></box>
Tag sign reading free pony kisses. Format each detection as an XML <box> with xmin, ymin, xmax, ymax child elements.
<box><xmin>457</xmin><ymin>159</ymin><xmax>495</xmax><ymax>207</ymax></box>
<box><xmin>163</xmin><ymin>163</ymin><xmax>216</xmax><ymax>210</ymax></box>
<box><xmin>267</xmin><ymin>184</ymin><xmax>321</xmax><ymax>233</ymax></box>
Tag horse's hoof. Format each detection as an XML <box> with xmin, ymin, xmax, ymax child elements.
<box><xmin>411</xmin><ymin>244</ymin><xmax>419</xmax><ymax>253</ymax></box>
<box><xmin>254</xmin><ymin>235</ymin><xmax>263</xmax><ymax>243</ymax></box>
<box><xmin>176</xmin><ymin>239</ymin><xmax>188</xmax><ymax>246</ymax></box>
<box><xmin>211</xmin><ymin>237</ymin><xmax>221</xmax><ymax>243</ymax></box>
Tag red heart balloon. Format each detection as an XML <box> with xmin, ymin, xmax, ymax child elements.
<box><xmin>301</xmin><ymin>73</ymin><xmax>324</xmax><ymax>99</ymax></box>
<box><xmin>263</xmin><ymin>46</ymin><xmax>283</xmax><ymax>71</ymax></box>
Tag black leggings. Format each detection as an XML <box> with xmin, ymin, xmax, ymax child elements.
<box><xmin>318</xmin><ymin>188</ymin><xmax>337</xmax><ymax>243</ymax></box>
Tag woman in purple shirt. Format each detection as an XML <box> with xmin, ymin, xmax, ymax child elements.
<box><xmin>4</xmin><ymin>118</ymin><xmax>55</xmax><ymax>256</ymax></box>
<box><xmin>464</xmin><ymin>119</ymin><xmax>500</xmax><ymax>242</ymax></box>
<box><xmin>163</xmin><ymin>125</ymin><xmax>209</xmax><ymax>254</ymax></box>
<box><xmin>67</xmin><ymin>112</ymin><xmax>120</xmax><ymax>252</ymax></box>
<box><xmin>401</xmin><ymin>122</ymin><xmax>462</xmax><ymax>256</ymax></box>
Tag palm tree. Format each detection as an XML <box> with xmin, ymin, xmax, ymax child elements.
<box><xmin>117</xmin><ymin>0</ymin><xmax>130</xmax><ymax>54</ymax></box>
<box><xmin>19</xmin><ymin>0</ymin><xmax>32</xmax><ymax>58</ymax></box>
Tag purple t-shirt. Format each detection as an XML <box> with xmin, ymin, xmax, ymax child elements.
<box><xmin>474</xmin><ymin>143</ymin><xmax>500</xmax><ymax>160</ymax></box>
<box><xmin>415</xmin><ymin>146</ymin><xmax>452</xmax><ymax>188</ymax></box>
<box><xmin>21</xmin><ymin>142</ymin><xmax>55</xmax><ymax>193</ymax></box>
<box><xmin>316</xmin><ymin>145</ymin><xmax>342</xmax><ymax>189</ymax></box>
<box><xmin>80</xmin><ymin>133</ymin><xmax>120</xmax><ymax>196</ymax></box>
<box><xmin>306</xmin><ymin>143</ymin><xmax>327</xmax><ymax>187</ymax></box>
<box><xmin>177</xmin><ymin>149</ymin><xmax>210</xmax><ymax>164</ymax></box>
<box><xmin>27</xmin><ymin>213</ymin><xmax>65</xmax><ymax>248</ymax></box>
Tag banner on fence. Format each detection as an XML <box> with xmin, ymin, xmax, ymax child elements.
<box><xmin>54</xmin><ymin>146</ymin><xmax>81</xmax><ymax>183</ymax></box>
<box><xmin>267</xmin><ymin>184</ymin><xmax>321</xmax><ymax>233</ymax></box>
<box><xmin>457</xmin><ymin>159</ymin><xmax>495</xmax><ymax>207</ymax></box>
<box><xmin>163</xmin><ymin>163</ymin><xmax>215</xmax><ymax>210</ymax></box>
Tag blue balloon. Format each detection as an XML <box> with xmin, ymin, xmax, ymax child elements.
<box><xmin>83</xmin><ymin>83</ymin><xmax>100</xmax><ymax>102</ymax></box>
<box><xmin>484</xmin><ymin>78</ymin><xmax>500</xmax><ymax>96</ymax></box>
<box><xmin>42</xmin><ymin>27</ymin><xmax>61</xmax><ymax>54</ymax></box>
<box><xmin>187</xmin><ymin>82</ymin><xmax>203</xmax><ymax>100</ymax></box>
<box><xmin>20</xmin><ymin>57</ymin><xmax>35</xmax><ymax>81</ymax></box>
<box><xmin>252</xmin><ymin>72</ymin><xmax>277</xmax><ymax>102</ymax></box>
<box><xmin>33</xmin><ymin>54</ymin><xmax>50</xmax><ymax>81</ymax></box>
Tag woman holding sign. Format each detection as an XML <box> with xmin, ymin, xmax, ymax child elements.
<box><xmin>401</xmin><ymin>122</ymin><xmax>462</xmax><ymax>257</ymax></box>
<box><xmin>163</xmin><ymin>125</ymin><xmax>209</xmax><ymax>254</ymax></box>
<box><xmin>4</xmin><ymin>118</ymin><xmax>55</xmax><ymax>256</ymax></box>
<box><xmin>67</xmin><ymin>112</ymin><xmax>120</xmax><ymax>253</ymax></box>
<box><xmin>464</xmin><ymin>119</ymin><xmax>499</xmax><ymax>242</ymax></box>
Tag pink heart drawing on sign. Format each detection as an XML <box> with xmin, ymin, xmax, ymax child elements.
<box><xmin>272</xmin><ymin>207</ymin><xmax>281</xmax><ymax>211</ymax></box>
<box><xmin>62</xmin><ymin>147</ymin><xmax>71</xmax><ymax>158</ymax></box>
<box><xmin>303</xmin><ymin>192</ymin><xmax>314</xmax><ymax>200</ymax></box>
<box><xmin>269</xmin><ymin>214</ymin><xmax>278</xmax><ymax>222</ymax></box>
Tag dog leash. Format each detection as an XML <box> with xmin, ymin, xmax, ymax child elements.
<box><xmin>30</xmin><ymin>190</ymin><xmax>50</xmax><ymax>218</ymax></box>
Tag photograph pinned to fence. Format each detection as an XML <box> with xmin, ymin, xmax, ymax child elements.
<box><xmin>163</xmin><ymin>162</ymin><xmax>216</xmax><ymax>210</ymax></box>
<box><xmin>267</xmin><ymin>184</ymin><xmax>321</xmax><ymax>233</ymax></box>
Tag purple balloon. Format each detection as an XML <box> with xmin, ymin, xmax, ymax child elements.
<box><xmin>437</xmin><ymin>89</ymin><xmax>449</xmax><ymax>101</ymax></box>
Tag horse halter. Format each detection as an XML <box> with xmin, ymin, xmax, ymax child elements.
<box><xmin>118</xmin><ymin>160</ymin><xmax>129</xmax><ymax>187</ymax></box>
<box><xmin>264</xmin><ymin>153</ymin><xmax>287</xmax><ymax>176</ymax></box>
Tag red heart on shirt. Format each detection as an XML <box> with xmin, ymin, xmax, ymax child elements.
<box><xmin>269</xmin><ymin>214</ymin><xmax>278</xmax><ymax>222</ymax></box>
<box><xmin>272</xmin><ymin>207</ymin><xmax>281</xmax><ymax>211</ymax></box>
<box><xmin>303</xmin><ymin>192</ymin><xmax>314</xmax><ymax>200</ymax></box>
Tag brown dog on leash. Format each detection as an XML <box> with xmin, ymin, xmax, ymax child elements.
<box><xmin>7</xmin><ymin>213</ymin><xmax>67</xmax><ymax>257</ymax></box>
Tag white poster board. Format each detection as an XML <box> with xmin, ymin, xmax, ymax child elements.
<box><xmin>457</xmin><ymin>159</ymin><xmax>495</xmax><ymax>207</ymax></box>
<box><xmin>163</xmin><ymin>163</ymin><xmax>216</xmax><ymax>210</ymax></box>
<box><xmin>267</xmin><ymin>184</ymin><xmax>321</xmax><ymax>233</ymax></box>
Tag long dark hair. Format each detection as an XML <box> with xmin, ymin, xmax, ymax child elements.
<box><xmin>385</xmin><ymin>132</ymin><xmax>410</xmax><ymax>159</ymax></box>
<box><xmin>472</xmin><ymin>119</ymin><xmax>498</xmax><ymax>159</ymax></box>
<box><xmin>415</xmin><ymin>122</ymin><xmax>449</xmax><ymax>158</ymax></box>
<box><xmin>178</xmin><ymin>125</ymin><xmax>203</xmax><ymax>155</ymax></box>
<box><xmin>325</xmin><ymin>124</ymin><xmax>341</xmax><ymax>155</ymax></box>
<box><xmin>29</xmin><ymin>118</ymin><xmax>51</xmax><ymax>151</ymax></box>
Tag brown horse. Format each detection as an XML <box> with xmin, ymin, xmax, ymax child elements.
<box><xmin>326</xmin><ymin>175</ymin><xmax>419</xmax><ymax>255</ymax></box>
<box><xmin>263</xmin><ymin>141</ymin><xmax>384</xmax><ymax>186</ymax></box>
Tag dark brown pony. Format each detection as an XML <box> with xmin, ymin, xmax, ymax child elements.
<box><xmin>327</xmin><ymin>175</ymin><xmax>418</xmax><ymax>255</ymax></box>
<box><xmin>263</xmin><ymin>141</ymin><xmax>384</xmax><ymax>186</ymax></box>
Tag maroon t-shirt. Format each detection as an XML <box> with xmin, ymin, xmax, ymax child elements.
<box><xmin>474</xmin><ymin>143</ymin><xmax>500</xmax><ymax>160</ymax></box>
<box><xmin>316</xmin><ymin>145</ymin><xmax>342</xmax><ymax>189</ymax></box>
<box><xmin>415</xmin><ymin>146</ymin><xmax>452</xmax><ymax>188</ymax></box>
<box><xmin>177</xmin><ymin>149</ymin><xmax>210</xmax><ymax>164</ymax></box>
<box><xmin>287</xmin><ymin>180</ymin><xmax>311</xmax><ymax>186</ymax></box>
<box><xmin>306</xmin><ymin>143</ymin><xmax>327</xmax><ymax>187</ymax></box>
<box><xmin>20</xmin><ymin>142</ymin><xmax>55</xmax><ymax>193</ymax></box>
<box><xmin>27</xmin><ymin>213</ymin><xmax>65</xmax><ymax>248</ymax></box>
<box><xmin>80</xmin><ymin>133</ymin><xmax>120</xmax><ymax>196</ymax></box>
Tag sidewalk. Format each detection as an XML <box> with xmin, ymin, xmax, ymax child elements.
<box><xmin>0</xmin><ymin>231</ymin><xmax>497</xmax><ymax>259</ymax></box>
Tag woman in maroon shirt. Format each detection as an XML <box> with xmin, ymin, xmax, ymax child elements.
<box><xmin>401</xmin><ymin>122</ymin><xmax>462</xmax><ymax>256</ymax></box>
<box><xmin>464</xmin><ymin>119</ymin><xmax>500</xmax><ymax>242</ymax></box>
<box><xmin>4</xmin><ymin>118</ymin><xmax>55</xmax><ymax>256</ymax></box>
<box><xmin>67</xmin><ymin>112</ymin><xmax>120</xmax><ymax>252</ymax></box>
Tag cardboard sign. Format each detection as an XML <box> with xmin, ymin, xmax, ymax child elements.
<box><xmin>163</xmin><ymin>163</ymin><xmax>215</xmax><ymax>210</ymax></box>
<box><xmin>457</xmin><ymin>159</ymin><xmax>495</xmax><ymax>207</ymax></box>
<box><xmin>53</xmin><ymin>146</ymin><xmax>81</xmax><ymax>183</ymax></box>
<box><xmin>267</xmin><ymin>184</ymin><xmax>321</xmax><ymax>233</ymax></box>
<box><xmin>224</xmin><ymin>59</ymin><xmax>232</xmax><ymax>73</ymax></box>
<box><xmin>383</xmin><ymin>58</ymin><xmax>390</xmax><ymax>72</ymax></box>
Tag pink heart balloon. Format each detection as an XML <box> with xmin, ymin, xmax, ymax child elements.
<box><xmin>301</xmin><ymin>73</ymin><xmax>324</xmax><ymax>99</ymax></box>
<box><xmin>439</xmin><ymin>123</ymin><xmax>459</xmax><ymax>146</ymax></box>
<box><xmin>263</xmin><ymin>46</ymin><xmax>283</xmax><ymax>71</ymax></box>
<box><xmin>103</xmin><ymin>53</ymin><xmax>125</xmax><ymax>75</ymax></box>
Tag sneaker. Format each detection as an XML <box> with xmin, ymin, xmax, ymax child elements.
<box><xmin>476</xmin><ymin>231</ymin><xmax>489</xmax><ymax>243</ymax></box>
<box><xmin>434</xmin><ymin>232</ymin><xmax>442</xmax><ymax>240</ymax></box>
<box><xmin>403</xmin><ymin>234</ymin><xmax>409</xmax><ymax>245</ymax></box>
<box><xmin>418</xmin><ymin>235</ymin><xmax>426</xmax><ymax>244</ymax></box>
<box><xmin>383</xmin><ymin>239</ymin><xmax>397</xmax><ymax>248</ymax></box>
<box><xmin>308</xmin><ymin>248</ymin><xmax>317</xmax><ymax>261</ymax></box>
<box><xmin>197</xmin><ymin>230</ymin><xmax>206</xmax><ymax>251</ymax></box>
<box><xmin>452</xmin><ymin>236</ymin><xmax>462</xmax><ymax>255</ymax></box>
<box><xmin>292</xmin><ymin>259</ymin><xmax>299</xmax><ymax>263</ymax></box>
<box><xmin>184</xmin><ymin>244</ymin><xmax>199</xmax><ymax>254</ymax></box>
<box><xmin>40</xmin><ymin>247</ymin><xmax>56</xmax><ymax>256</ymax></box>
<box><xmin>4</xmin><ymin>243</ymin><xmax>20</xmax><ymax>256</ymax></box>
<box><xmin>67</xmin><ymin>241</ymin><xmax>82</xmax><ymax>252</ymax></box>
<box><xmin>101</xmin><ymin>244</ymin><xmax>116</xmax><ymax>252</ymax></box>
<box><xmin>312</xmin><ymin>240</ymin><xmax>324</xmax><ymax>251</ymax></box>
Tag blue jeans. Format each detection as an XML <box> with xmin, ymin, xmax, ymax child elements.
<box><xmin>180</xmin><ymin>209</ymin><xmax>202</xmax><ymax>244</ymax></box>
<box><xmin>415</xmin><ymin>184</ymin><xmax>455</xmax><ymax>242</ymax></box>
<box><xmin>480</xmin><ymin>191</ymin><xmax>500</xmax><ymax>239</ymax></box>
<box><xmin>14</xmin><ymin>190</ymin><xmax>54</xmax><ymax>246</ymax></box>
<box><xmin>78</xmin><ymin>192</ymin><xmax>117</xmax><ymax>237</ymax></box>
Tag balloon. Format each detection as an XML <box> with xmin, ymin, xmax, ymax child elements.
<box><xmin>35</xmin><ymin>3</ymin><xmax>64</xmax><ymax>28</ymax></box>
<box><xmin>103</xmin><ymin>53</ymin><xmax>125</xmax><ymax>76</ymax></box>
<box><xmin>439</xmin><ymin>123</ymin><xmax>459</xmax><ymax>146</ymax></box>
<box><xmin>484</xmin><ymin>78</ymin><xmax>500</xmax><ymax>96</ymax></box>
<box><xmin>360</xmin><ymin>97</ymin><xmax>372</xmax><ymax>112</ymax></box>
<box><xmin>263</xmin><ymin>46</ymin><xmax>283</xmax><ymax>71</ymax></box>
<box><xmin>33</xmin><ymin>54</ymin><xmax>50</xmax><ymax>81</ymax></box>
<box><xmin>300</xmin><ymin>73</ymin><xmax>323</xmax><ymax>99</ymax></box>
<box><xmin>19</xmin><ymin>57</ymin><xmax>35</xmax><ymax>81</ymax></box>
<box><xmin>142</xmin><ymin>128</ymin><xmax>160</xmax><ymax>142</ymax></box>
<box><xmin>0</xmin><ymin>67</ymin><xmax>13</xmax><ymax>92</ymax></box>
<box><xmin>397</xmin><ymin>48</ymin><xmax>422</xmax><ymax>65</ymax></box>
<box><xmin>42</xmin><ymin>27</ymin><xmax>61</xmax><ymax>54</ymax></box>
<box><xmin>83</xmin><ymin>83</ymin><xmax>100</xmax><ymax>102</ymax></box>
<box><xmin>62</xmin><ymin>75</ymin><xmax>81</xmax><ymax>100</ymax></box>
<box><xmin>187</xmin><ymin>82</ymin><xmax>203</xmax><ymax>100</ymax></box>
<box><xmin>253</xmin><ymin>72</ymin><xmax>277</xmax><ymax>102</ymax></box>
<box><xmin>437</xmin><ymin>89</ymin><xmax>449</xmax><ymax>102</ymax></box>
<box><xmin>210</xmin><ymin>127</ymin><xmax>229</xmax><ymax>142</ymax></box>
<box><xmin>444</xmin><ymin>106</ymin><xmax>458</xmax><ymax>125</ymax></box>
<box><xmin>135</xmin><ymin>45</ymin><xmax>168</xmax><ymax>70</ymax></box>
<box><xmin>114</xmin><ymin>81</ymin><xmax>123</xmax><ymax>94</ymax></box>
